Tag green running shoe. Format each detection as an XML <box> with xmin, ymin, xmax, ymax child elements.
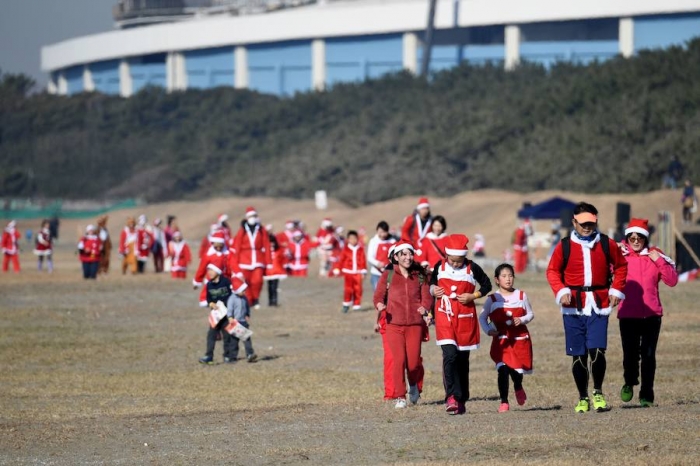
<box><xmin>620</xmin><ymin>385</ymin><xmax>633</xmax><ymax>403</ymax></box>
<box><xmin>639</xmin><ymin>398</ymin><xmax>653</xmax><ymax>408</ymax></box>
<box><xmin>593</xmin><ymin>392</ymin><xmax>610</xmax><ymax>412</ymax></box>
<box><xmin>575</xmin><ymin>398</ymin><xmax>590</xmax><ymax>413</ymax></box>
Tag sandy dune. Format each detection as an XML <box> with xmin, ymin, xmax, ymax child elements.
<box><xmin>13</xmin><ymin>189</ymin><xmax>691</xmax><ymax>258</ymax></box>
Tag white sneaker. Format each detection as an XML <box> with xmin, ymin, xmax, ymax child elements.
<box><xmin>394</xmin><ymin>398</ymin><xmax>407</xmax><ymax>409</ymax></box>
<box><xmin>408</xmin><ymin>385</ymin><xmax>420</xmax><ymax>405</ymax></box>
<box><xmin>254</xmin><ymin>304</ymin><xmax>261</xmax><ymax>310</ymax></box>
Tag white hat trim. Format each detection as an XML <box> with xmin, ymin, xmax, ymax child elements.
<box><xmin>625</xmin><ymin>226</ymin><xmax>649</xmax><ymax>237</ymax></box>
<box><xmin>393</xmin><ymin>243</ymin><xmax>415</xmax><ymax>255</ymax></box>
<box><xmin>444</xmin><ymin>247</ymin><xmax>468</xmax><ymax>256</ymax></box>
<box><xmin>207</xmin><ymin>264</ymin><xmax>223</xmax><ymax>274</ymax></box>
<box><xmin>210</xmin><ymin>237</ymin><xmax>225</xmax><ymax>244</ymax></box>
<box><xmin>416</xmin><ymin>202</ymin><xmax>430</xmax><ymax>209</ymax></box>
<box><xmin>245</xmin><ymin>210</ymin><xmax>258</xmax><ymax>218</ymax></box>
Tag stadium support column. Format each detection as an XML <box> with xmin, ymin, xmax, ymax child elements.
<box><xmin>84</xmin><ymin>65</ymin><xmax>95</xmax><ymax>92</ymax></box>
<box><xmin>167</xmin><ymin>51</ymin><xmax>186</xmax><ymax>92</ymax></box>
<box><xmin>619</xmin><ymin>18</ymin><xmax>634</xmax><ymax>58</ymax></box>
<box><xmin>403</xmin><ymin>32</ymin><xmax>418</xmax><ymax>75</ymax></box>
<box><xmin>235</xmin><ymin>46</ymin><xmax>249</xmax><ymax>89</ymax></box>
<box><xmin>119</xmin><ymin>59</ymin><xmax>132</xmax><ymax>98</ymax></box>
<box><xmin>312</xmin><ymin>39</ymin><xmax>326</xmax><ymax>91</ymax></box>
<box><xmin>504</xmin><ymin>25</ymin><xmax>521</xmax><ymax>71</ymax></box>
<box><xmin>47</xmin><ymin>74</ymin><xmax>58</xmax><ymax>95</ymax></box>
<box><xmin>57</xmin><ymin>72</ymin><xmax>68</xmax><ymax>95</ymax></box>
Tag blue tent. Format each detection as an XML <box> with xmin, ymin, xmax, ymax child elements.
<box><xmin>517</xmin><ymin>196</ymin><xmax>577</xmax><ymax>220</ymax></box>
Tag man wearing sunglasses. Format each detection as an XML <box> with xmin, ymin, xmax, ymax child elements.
<box><xmin>546</xmin><ymin>202</ymin><xmax>628</xmax><ymax>413</ymax></box>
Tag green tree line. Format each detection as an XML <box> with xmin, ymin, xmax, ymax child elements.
<box><xmin>1</xmin><ymin>38</ymin><xmax>700</xmax><ymax>204</ymax></box>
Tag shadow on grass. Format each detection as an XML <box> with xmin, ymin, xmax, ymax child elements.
<box><xmin>521</xmin><ymin>405</ymin><xmax>562</xmax><ymax>412</ymax></box>
<box><xmin>257</xmin><ymin>354</ymin><xmax>281</xmax><ymax>362</ymax></box>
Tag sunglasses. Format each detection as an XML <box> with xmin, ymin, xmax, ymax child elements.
<box><xmin>575</xmin><ymin>220</ymin><xmax>597</xmax><ymax>229</ymax></box>
<box><xmin>628</xmin><ymin>235</ymin><xmax>645</xmax><ymax>243</ymax></box>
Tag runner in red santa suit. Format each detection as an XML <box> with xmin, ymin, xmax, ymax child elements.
<box><xmin>431</xmin><ymin>234</ymin><xmax>492</xmax><ymax>414</ymax></box>
<box><xmin>2</xmin><ymin>220</ymin><xmax>21</xmax><ymax>273</ymax></box>
<box><xmin>135</xmin><ymin>215</ymin><xmax>153</xmax><ymax>274</ymax></box>
<box><xmin>77</xmin><ymin>224</ymin><xmax>102</xmax><ymax>279</ymax></box>
<box><xmin>401</xmin><ymin>197</ymin><xmax>433</xmax><ymax>260</ymax></box>
<box><xmin>264</xmin><ymin>224</ymin><xmax>287</xmax><ymax>307</ymax></box>
<box><xmin>287</xmin><ymin>230</ymin><xmax>312</xmax><ymax>277</ymax></box>
<box><xmin>193</xmin><ymin>231</ymin><xmax>230</xmax><ymax>307</ymax></box>
<box><xmin>168</xmin><ymin>230</ymin><xmax>192</xmax><ymax>279</ymax></box>
<box><xmin>513</xmin><ymin>219</ymin><xmax>532</xmax><ymax>274</ymax></box>
<box><xmin>232</xmin><ymin>207</ymin><xmax>272</xmax><ymax>310</ymax></box>
<box><xmin>420</xmin><ymin>215</ymin><xmax>448</xmax><ymax>273</ymax></box>
<box><xmin>276</xmin><ymin>220</ymin><xmax>295</xmax><ymax>253</ymax></box>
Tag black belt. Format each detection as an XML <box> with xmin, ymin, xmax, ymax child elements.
<box><xmin>566</xmin><ymin>285</ymin><xmax>608</xmax><ymax>313</ymax></box>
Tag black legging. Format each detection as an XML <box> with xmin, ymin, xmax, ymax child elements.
<box><xmin>572</xmin><ymin>348</ymin><xmax>606</xmax><ymax>398</ymax></box>
<box><xmin>619</xmin><ymin>316</ymin><xmax>662</xmax><ymax>402</ymax></box>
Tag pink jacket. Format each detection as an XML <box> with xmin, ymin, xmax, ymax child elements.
<box><xmin>617</xmin><ymin>243</ymin><xmax>678</xmax><ymax>319</ymax></box>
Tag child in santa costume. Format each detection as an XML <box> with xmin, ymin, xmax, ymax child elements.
<box><xmin>265</xmin><ymin>225</ymin><xmax>287</xmax><ymax>307</ymax></box>
<box><xmin>168</xmin><ymin>230</ymin><xmax>192</xmax><ymax>279</ymax></box>
<box><xmin>479</xmin><ymin>263</ymin><xmax>534</xmax><ymax>413</ymax></box>
<box><xmin>2</xmin><ymin>220</ymin><xmax>21</xmax><ymax>273</ymax></box>
<box><xmin>430</xmin><ymin>234</ymin><xmax>492</xmax><ymax>415</ymax></box>
<box><xmin>334</xmin><ymin>230</ymin><xmax>368</xmax><ymax>312</ymax></box>
<box><xmin>33</xmin><ymin>220</ymin><xmax>53</xmax><ymax>273</ymax></box>
<box><xmin>420</xmin><ymin>215</ymin><xmax>448</xmax><ymax>272</ymax></box>
<box><xmin>119</xmin><ymin>217</ymin><xmax>138</xmax><ymax>275</ymax></box>
<box><xmin>286</xmin><ymin>230</ymin><xmax>312</xmax><ymax>277</ymax></box>
<box><xmin>401</xmin><ymin>197</ymin><xmax>433</xmax><ymax>258</ymax></box>
<box><xmin>78</xmin><ymin>224</ymin><xmax>102</xmax><ymax>279</ymax></box>
<box><xmin>199</xmin><ymin>264</ymin><xmax>236</xmax><ymax>365</ymax></box>
<box><xmin>231</xmin><ymin>207</ymin><xmax>271</xmax><ymax>310</ymax></box>
<box><xmin>193</xmin><ymin>231</ymin><xmax>230</xmax><ymax>307</ymax></box>
<box><xmin>135</xmin><ymin>215</ymin><xmax>152</xmax><ymax>274</ymax></box>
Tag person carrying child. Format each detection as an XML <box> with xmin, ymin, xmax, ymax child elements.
<box><xmin>199</xmin><ymin>264</ymin><xmax>238</xmax><ymax>365</ymax></box>
<box><xmin>479</xmin><ymin>263</ymin><xmax>533</xmax><ymax>413</ymax></box>
<box><xmin>430</xmin><ymin>234</ymin><xmax>492</xmax><ymax>415</ymax></box>
<box><xmin>335</xmin><ymin>230</ymin><xmax>368</xmax><ymax>312</ymax></box>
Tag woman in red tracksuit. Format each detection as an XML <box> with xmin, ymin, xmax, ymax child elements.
<box><xmin>373</xmin><ymin>240</ymin><xmax>433</xmax><ymax>409</ymax></box>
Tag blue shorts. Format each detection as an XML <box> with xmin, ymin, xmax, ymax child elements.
<box><xmin>563</xmin><ymin>313</ymin><xmax>609</xmax><ymax>356</ymax></box>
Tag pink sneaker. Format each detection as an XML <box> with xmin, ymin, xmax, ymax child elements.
<box><xmin>445</xmin><ymin>396</ymin><xmax>459</xmax><ymax>414</ymax></box>
<box><xmin>515</xmin><ymin>388</ymin><xmax>527</xmax><ymax>406</ymax></box>
<box><xmin>498</xmin><ymin>402</ymin><xmax>510</xmax><ymax>413</ymax></box>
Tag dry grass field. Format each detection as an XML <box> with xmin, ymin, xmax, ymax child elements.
<box><xmin>1</xmin><ymin>191</ymin><xmax>699</xmax><ymax>465</ymax></box>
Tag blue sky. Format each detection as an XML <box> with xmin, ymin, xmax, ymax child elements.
<box><xmin>0</xmin><ymin>0</ymin><xmax>115</xmax><ymax>89</ymax></box>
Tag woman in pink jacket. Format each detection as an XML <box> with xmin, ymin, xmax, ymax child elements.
<box><xmin>617</xmin><ymin>218</ymin><xmax>678</xmax><ymax>407</ymax></box>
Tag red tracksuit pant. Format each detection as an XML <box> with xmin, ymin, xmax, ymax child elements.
<box><xmin>242</xmin><ymin>268</ymin><xmax>264</xmax><ymax>305</ymax></box>
<box><xmin>343</xmin><ymin>273</ymin><xmax>363</xmax><ymax>308</ymax></box>
<box><xmin>385</xmin><ymin>323</ymin><xmax>424</xmax><ymax>399</ymax></box>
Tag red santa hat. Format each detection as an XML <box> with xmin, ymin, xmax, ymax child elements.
<box><xmin>245</xmin><ymin>207</ymin><xmax>257</xmax><ymax>218</ymax></box>
<box><xmin>85</xmin><ymin>224</ymin><xmax>96</xmax><ymax>233</ymax></box>
<box><xmin>210</xmin><ymin>231</ymin><xmax>226</xmax><ymax>244</ymax></box>
<box><xmin>217</xmin><ymin>213</ymin><xmax>229</xmax><ymax>224</ymax></box>
<box><xmin>444</xmin><ymin>234</ymin><xmax>469</xmax><ymax>256</ymax></box>
<box><xmin>230</xmin><ymin>272</ymin><xmax>248</xmax><ymax>294</ymax></box>
<box><xmin>207</xmin><ymin>263</ymin><xmax>223</xmax><ymax>275</ymax></box>
<box><xmin>625</xmin><ymin>218</ymin><xmax>650</xmax><ymax>238</ymax></box>
<box><xmin>285</xmin><ymin>220</ymin><xmax>295</xmax><ymax>230</ymax></box>
<box><xmin>416</xmin><ymin>197</ymin><xmax>430</xmax><ymax>210</ymax></box>
<box><xmin>321</xmin><ymin>218</ymin><xmax>333</xmax><ymax>228</ymax></box>
<box><xmin>172</xmin><ymin>230</ymin><xmax>182</xmax><ymax>239</ymax></box>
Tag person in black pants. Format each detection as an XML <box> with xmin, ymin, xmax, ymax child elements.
<box><xmin>199</xmin><ymin>264</ymin><xmax>235</xmax><ymax>365</ymax></box>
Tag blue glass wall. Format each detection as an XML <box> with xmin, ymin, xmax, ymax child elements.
<box><xmin>418</xmin><ymin>27</ymin><xmax>505</xmax><ymax>72</ymax></box>
<box><xmin>130</xmin><ymin>53</ymin><xmax>167</xmax><ymax>92</ymax></box>
<box><xmin>65</xmin><ymin>65</ymin><xmax>84</xmax><ymax>95</ymax></box>
<box><xmin>90</xmin><ymin>60</ymin><xmax>121</xmax><ymax>95</ymax></box>
<box><xmin>634</xmin><ymin>14</ymin><xmax>700</xmax><ymax>51</ymax></box>
<box><xmin>248</xmin><ymin>41</ymin><xmax>312</xmax><ymax>96</ymax></box>
<box><xmin>520</xmin><ymin>19</ymin><xmax>619</xmax><ymax>67</ymax></box>
<box><xmin>185</xmin><ymin>47</ymin><xmax>235</xmax><ymax>89</ymax></box>
<box><xmin>325</xmin><ymin>34</ymin><xmax>403</xmax><ymax>86</ymax></box>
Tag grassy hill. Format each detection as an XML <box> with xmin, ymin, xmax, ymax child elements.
<box><xmin>1</xmin><ymin>39</ymin><xmax>700</xmax><ymax>204</ymax></box>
